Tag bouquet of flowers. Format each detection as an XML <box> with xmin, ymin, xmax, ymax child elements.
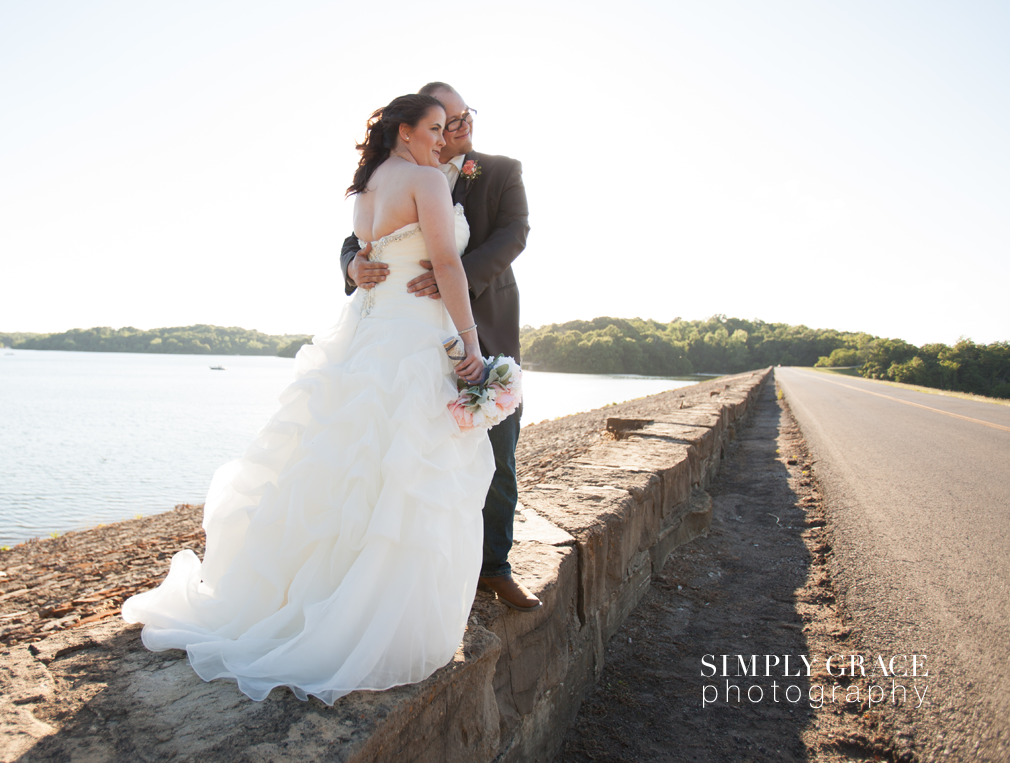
<box><xmin>448</xmin><ymin>354</ymin><xmax>522</xmax><ymax>431</ymax></box>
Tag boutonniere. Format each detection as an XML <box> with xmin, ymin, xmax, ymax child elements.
<box><xmin>461</xmin><ymin>159</ymin><xmax>481</xmax><ymax>182</ymax></box>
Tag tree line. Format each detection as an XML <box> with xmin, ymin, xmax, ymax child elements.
<box><xmin>5</xmin><ymin>318</ymin><xmax>1007</xmax><ymax>399</ymax></box>
<box><xmin>520</xmin><ymin>316</ymin><xmax>859</xmax><ymax>376</ymax></box>
<box><xmin>815</xmin><ymin>336</ymin><xmax>1010</xmax><ymax>399</ymax></box>
<box><xmin>1</xmin><ymin>326</ymin><xmax>309</xmax><ymax>357</ymax></box>
<box><xmin>520</xmin><ymin>316</ymin><xmax>1010</xmax><ymax>399</ymax></box>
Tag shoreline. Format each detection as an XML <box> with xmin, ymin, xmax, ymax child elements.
<box><xmin>0</xmin><ymin>374</ymin><xmax>740</xmax><ymax>647</ymax></box>
<box><xmin>1</xmin><ymin>373</ymin><xmax>719</xmax><ymax>549</ymax></box>
<box><xmin>1</xmin><ymin>370</ymin><xmax>769</xmax><ymax>762</ymax></box>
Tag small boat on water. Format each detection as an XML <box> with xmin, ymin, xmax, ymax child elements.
<box><xmin>210</xmin><ymin>366</ymin><xmax>226</xmax><ymax>371</ymax></box>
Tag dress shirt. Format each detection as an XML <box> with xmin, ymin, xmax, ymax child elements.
<box><xmin>439</xmin><ymin>154</ymin><xmax>465</xmax><ymax>191</ymax></box>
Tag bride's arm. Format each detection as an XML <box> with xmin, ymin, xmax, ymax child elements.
<box><xmin>414</xmin><ymin>168</ymin><xmax>483</xmax><ymax>382</ymax></box>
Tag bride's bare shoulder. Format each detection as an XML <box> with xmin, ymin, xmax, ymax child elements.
<box><xmin>371</xmin><ymin>161</ymin><xmax>444</xmax><ymax>194</ymax></box>
<box><xmin>405</xmin><ymin>164</ymin><xmax>446</xmax><ymax>187</ymax></box>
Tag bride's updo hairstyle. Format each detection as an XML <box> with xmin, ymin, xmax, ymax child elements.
<box><xmin>346</xmin><ymin>93</ymin><xmax>444</xmax><ymax>197</ymax></box>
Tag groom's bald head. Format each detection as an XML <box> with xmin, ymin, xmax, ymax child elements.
<box><xmin>419</xmin><ymin>81</ymin><xmax>456</xmax><ymax>99</ymax></box>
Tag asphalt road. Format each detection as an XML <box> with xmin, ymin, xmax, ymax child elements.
<box><xmin>775</xmin><ymin>368</ymin><xmax>1010</xmax><ymax>761</ymax></box>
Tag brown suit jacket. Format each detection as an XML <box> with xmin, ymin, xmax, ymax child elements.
<box><xmin>340</xmin><ymin>151</ymin><xmax>530</xmax><ymax>362</ymax></box>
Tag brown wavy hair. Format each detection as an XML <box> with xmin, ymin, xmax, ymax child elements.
<box><xmin>346</xmin><ymin>94</ymin><xmax>445</xmax><ymax>197</ymax></box>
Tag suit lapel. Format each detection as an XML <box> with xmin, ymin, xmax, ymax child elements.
<box><xmin>452</xmin><ymin>151</ymin><xmax>478</xmax><ymax>206</ymax></box>
<box><xmin>451</xmin><ymin>175</ymin><xmax>466</xmax><ymax>206</ymax></box>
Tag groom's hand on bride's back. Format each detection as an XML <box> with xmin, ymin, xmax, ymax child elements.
<box><xmin>347</xmin><ymin>244</ymin><xmax>389</xmax><ymax>290</ymax></box>
<box><xmin>406</xmin><ymin>260</ymin><xmax>441</xmax><ymax>300</ymax></box>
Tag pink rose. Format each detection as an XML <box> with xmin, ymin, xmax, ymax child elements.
<box><xmin>463</xmin><ymin>160</ymin><xmax>476</xmax><ymax>175</ymax></box>
<box><xmin>495</xmin><ymin>391</ymin><xmax>516</xmax><ymax>412</ymax></box>
<box><xmin>448</xmin><ymin>400</ymin><xmax>474</xmax><ymax>430</ymax></box>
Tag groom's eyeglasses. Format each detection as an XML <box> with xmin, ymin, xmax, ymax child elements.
<box><xmin>445</xmin><ymin>109</ymin><xmax>476</xmax><ymax>133</ymax></box>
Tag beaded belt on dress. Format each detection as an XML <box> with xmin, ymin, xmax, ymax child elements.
<box><xmin>358</xmin><ymin>227</ymin><xmax>420</xmax><ymax>318</ymax></box>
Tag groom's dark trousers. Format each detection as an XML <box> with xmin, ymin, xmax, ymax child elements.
<box><xmin>341</xmin><ymin>151</ymin><xmax>530</xmax><ymax>579</ymax></box>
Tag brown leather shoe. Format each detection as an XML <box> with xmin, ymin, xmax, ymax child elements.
<box><xmin>477</xmin><ymin>574</ymin><xmax>542</xmax><ymax>612</ymax></box>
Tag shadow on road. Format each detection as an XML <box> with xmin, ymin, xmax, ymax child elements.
<box><xmin>556</xmin><ymin>378</ymin><xmax>839</xmax><ymax>762</ymax></box>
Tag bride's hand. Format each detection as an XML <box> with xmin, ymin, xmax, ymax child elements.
<box><xmin>455</xmin><ymin>340</ymin><xmax>484</xmax><ymax>383</ymax></box>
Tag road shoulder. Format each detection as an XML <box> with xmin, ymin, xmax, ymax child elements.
<box><xmin>556</xmin><ymin>375</ymin><xmax>913</xmax><ymax>762</ymax></box>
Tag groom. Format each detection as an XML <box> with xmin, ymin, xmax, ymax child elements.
<box><xmin>340</xmin><ymin>83</ymin><xmax>538</xmax><ymax>612</ymax></box>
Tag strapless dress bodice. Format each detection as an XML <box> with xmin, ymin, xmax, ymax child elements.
<box><xmin>352</xmin><ymin>204</ymin><xmax>469</xmax><ymax>325</ymax></box>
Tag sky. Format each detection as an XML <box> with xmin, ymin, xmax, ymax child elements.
<box><xmin>2</xmin><ymin>0</ymin><xmax>1008</xmax><ymax>347</ymax></box>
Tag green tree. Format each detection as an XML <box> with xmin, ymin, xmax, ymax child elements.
<box><xmin>815</xmin><ymin>348</ymin><xmax>862</xmax><ymax>367</ymax></box>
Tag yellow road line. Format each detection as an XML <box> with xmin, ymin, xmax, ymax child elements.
<box><xmin>798</xmin><ymin>372</ymin><xmax>1010</xmax><ymax>433</ymax></box>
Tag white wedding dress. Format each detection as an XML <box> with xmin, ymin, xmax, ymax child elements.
<box><xmin>123</xmin><ymin>204</ymin><xmax>494</xmax><ymax>704</ymax></box>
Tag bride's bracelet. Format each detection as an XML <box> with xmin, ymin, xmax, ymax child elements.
<box><xmin>458</xmin><ymin>324</ymin><xmax>477</xmax><ymax>336</ymax></box>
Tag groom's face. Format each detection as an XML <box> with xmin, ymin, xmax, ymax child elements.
<box><xmin>436</xmin><ymin>89</ymin><xmax>473</xmax><ymax>162</ymax></box>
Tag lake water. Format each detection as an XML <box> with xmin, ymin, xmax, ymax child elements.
<box><xmin>0</xmin><ymin>350</ymin><xmax>703</xmax><ymax>546</ymax></box>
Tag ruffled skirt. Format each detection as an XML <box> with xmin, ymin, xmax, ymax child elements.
<box><xmin>122</xmin><ymin>301</ymin><xmax>494</xmax><ymax>704</ymax></box>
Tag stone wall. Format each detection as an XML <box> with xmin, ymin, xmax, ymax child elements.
<box><xmin>1</xmin><ymin>369</ymin><xmax>769</xmax><ymax>763</ymax></box>
<box><xmin>469</xmin><ymin>368</ymin><xmax>769</xmax><ymax>762</ymax></box>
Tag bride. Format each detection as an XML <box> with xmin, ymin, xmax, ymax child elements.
<box><xmin>122</xmin><ymin>94</ymin><xmax>496</xmax><ymax>704</ymax></box>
